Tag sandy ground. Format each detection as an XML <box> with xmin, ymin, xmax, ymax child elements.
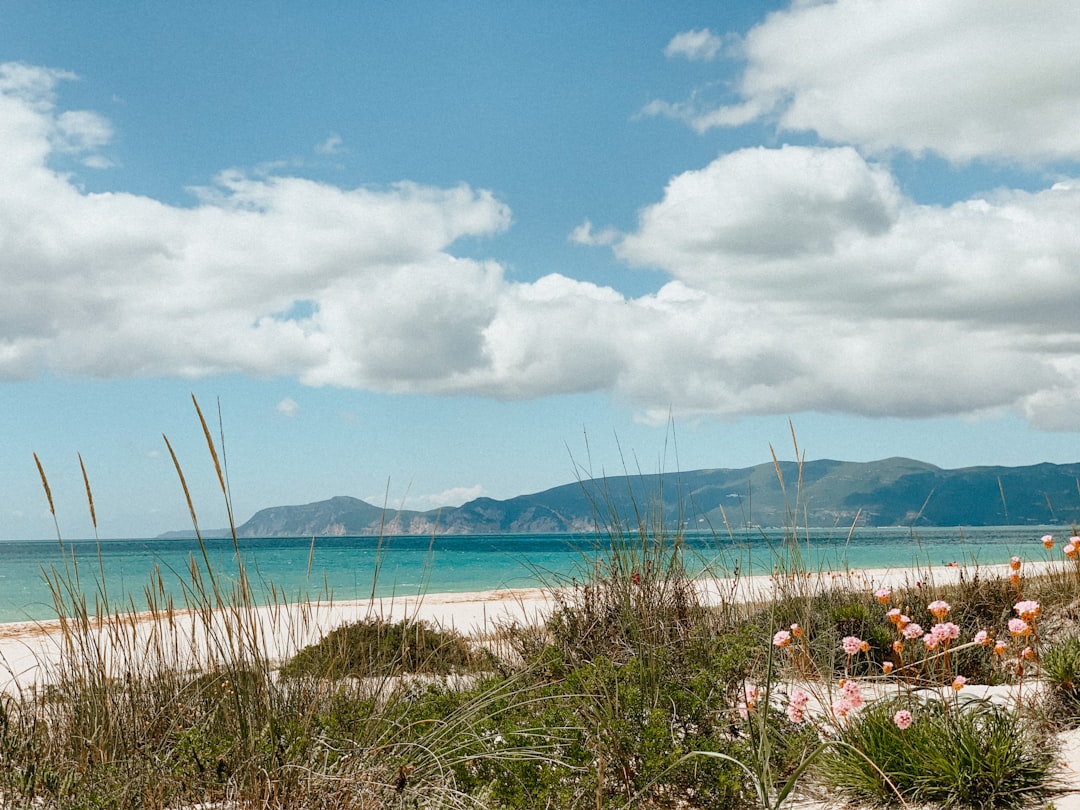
<box><xmin>2</xmin><ymin>559</ymin><xmax>1078</xmax><ymax>807</ymax></box>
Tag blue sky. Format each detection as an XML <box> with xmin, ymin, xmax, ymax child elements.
<box><xmin>2</xmin><ymin>1</ymin><xmax>1080</xmax><ymax>540</ymax></box>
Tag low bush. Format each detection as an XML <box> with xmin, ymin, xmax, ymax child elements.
<box><xmin>820</xmin><ymin>696</ymin><xmax>1056</xmax><ymax>809</ymax></box>
<box><xmin>279</xmin><ymin>617</ymin><xmax>490</xmax><ymax>678</ymax></box>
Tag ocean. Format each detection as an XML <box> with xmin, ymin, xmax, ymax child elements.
<box><xmin>0</xmin><ymin>526</ymin><xmax>1066</xmax><ymax>624</ymax></box>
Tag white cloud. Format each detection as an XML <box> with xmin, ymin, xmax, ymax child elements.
<box><xmin>403</xmin><ymin>485</ymin><xmax>485</xmax><ymax>511</ymax></box>
<box><xmin>664</xmin><ymin>29</ymin><xmax>723</xmax><ymax>62</ymax></box>
<box><xmin>653</xmin><ymin>1</ymin><xmax>1080</xmax><ymax>163</ymax></box>
<box><xmin>569</xmin><ymin>218</ymin><xmax>619</xmax><ymax>247</ymax></box>
<box><xmin>611</xmin><ymin>145</ymin><xmax>1080</xmax><ymax>426</ymax></box>
<box><xmin>5</xmin><ymin>62</ymin><xmax>1080</xmax><ymax>431</ymax></box>
<box><xmin>315</xmin><ymin>133</ymin><xmax>344</xmax><ymax>155</ymax></box>
<box><xmin>276</xmin><ymin>397</ymin><xmax>300</xmax><ymax>417</ymax></box>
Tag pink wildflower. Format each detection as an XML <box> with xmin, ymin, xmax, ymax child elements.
<box><xmin>993</xmin><ymin>640</ymin><xmax>1008</xmax><ymax>655</ymax></box>
<box><xmin>841</xmin><ymin>636</ymin><xmax>862</xmax><ymax>656</ymax></box>
<box><xmin>928</xmin><ymin>600</ymin><xmax>951</xmax><ymax>620</ymax></box>
<box><xmin>901</xmin><ymin>622</ymin><xmax>924</xmax><ymax>640</ymax></box>
<box><xmin>1014</xmin><ymin>600</ymin><xmax>1040</xmax><ymax>621</ymax></box>
<box><xmin>1065</xmin><ymin>543</ymin><xmax>1078</xmax><ymax>559</ymax></box>
<box><xmin>892</xmin><ymin>640</ymin><xmax>904</xmax><ymax>654</ymax></box>
<box><xmin>923</xmin><ymin>633</ymin><xmax>939</xmax><ymax>650</ymax></box>
<box><xmin>833</xmin><ymin>697</ymin><xmax>853</xmax><ymax>719</ymax></box>
<box><xmin>974</xmin><ymin>630</ymin><xmax>989</xmax><ymax>646</ymax></box>
<box><xmin>893</xmin><ymin>710</ymin><xmax>913</xmax><ymax>730</ymax></box>
<box><xmin>790</xmin><ymin>688</ymin><xmax>810</xmax><ymax>709</ymax></box>
<box><xmin>786</xmin><ymin>704</ymin><xmax>805</xmax><ymax>724</ymax></box>
<box><xmin>874</xmin><ymin>588</ymin><xmax>891</xmax><ymax>605</ymax></box>
<box><xmin>842</xmin><ymin>679</ymin><xmax>864</xmax><ymax>708</ymax></box>
<box><xmin>952</xmin><ymin>675</ymin><xmax>967</xmax><ymax>690</ymax></box>
<box><xmin>738</xmin><ymin>685</ymin><xmax>760</xmax><ymax>718</ymax></box>
<box><xmin>1022</xmin><ymin>646</ymin><xmax>1035</xmax><ymax>660</ymax></box>
<box><xmin>882</xmin><ymin>661</ymin><xmax>894</xmax><ymax>675</ymax></box>
<box><xmin>773</xmin><ymin>629</ymin><xmax>792</xmax><ymax>648</ymax></box>
<box><xmin>790</xmin><ymin>623</ymin><xmax>803</xmax><ymax>638</ymax></box>
<box><xmin>1009</xmin><ymin>556</ymin><xmax>1022</xmax><ymax>571</ymax></box>
<box><xmin>1008</xmin><ymin>618</ymin><xmax>1031</xmax><ymax>637</ymax></box>
<box><xmin>931</xmin><ymin>622</ymin><xmax>960</xmax><ymax>643</ymax></box>
<box><xmin>886</xmin><ymin>608</ymin><xmax>902</xmax><ymax>624</ymax></box>
<box><xmin>1042</xmin><ymin>534</ymin><xmax>1055</xmax><ymax>549</ymax></box>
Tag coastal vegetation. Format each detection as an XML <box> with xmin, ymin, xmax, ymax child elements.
<box><xmin>3</xmin><ymin>407</ymin><xmax>1080</xmax><ymax>808</ymax></box>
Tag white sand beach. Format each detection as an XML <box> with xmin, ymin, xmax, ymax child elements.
<box><xmin>0</xmin><ymin>559</ymin><xmax>1064</xmax><ymax>692</ymax></box>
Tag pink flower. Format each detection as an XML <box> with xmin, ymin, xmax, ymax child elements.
<box><xmin>928</xmin><ymin>600</ymin><xmax>951</xmax><ymax>619</ymax></box>
<box><xmin>790</xmin><ymin>623</ymin><xmax>803</xmax><ymax>638</ymax></box>
<box><xmin>1009</xmin><ymin>556</ymin><xmax>1022</xmax><ymax>571</ymax></box>
<box><xmin>886</xmin><ymin>608</ymin><xmax>902</xmax><ymax>624</ymax></box>
<box><xmin>882</xmin><ymin>661</ymin><xmax>894</xmax><ymax>675</ymax></box>
<box><xmin>1014</xmin><ymin>600</ymin><xmax>1040</xmax><ymax>621</ymax></box>
<box><xmin>952</xmin><ymin>675</ymin><xmax>967</xmax><ymax>690</ymax></box>
<box><xmin>1022</xmin><ymin>646</ymin><xmax>1035</xmax><ymax>660</ymax></box>
<box><xmin>974</xmin><ymin>630</ymin><xmax>989</xmax><ymax>646</ymax></box>
<box><xmin>901</xmin><ymin>622</ymin><xmax>924</xmax><ymax>640</ymax></box>
<box><xmin>1071</xmin><ymin>535</ymin><xmax>1080</xmax><ymax>546</ymax></box>
<box><xmin>923</xmin><ymin>633</ymin><xmax>939</xmax><ymax>650</ymax></box>
<box><xmin>874</xmin><ymin>588</ymin><xmax>891</xmax><ymax>605</ymax></box>
<box><xmin>1065</xmin><ymin>543</ymin><xmax>1078</xmax><ymax>559</ymax></box>
<box><xmin>773</xmin><ymin>629</ymin><xmax>792</xmax><ymax>648</ymax></box>
<box><xmin>786</xmin><ymin>704</ymin><xmax>805</xmax><ymax>724</ymax></box>
<box><xmin>842</xmin><ymin>679</ymin><xmax>864</xmax><ymax>708</ymax></box>
<box><xmin>833</xmin><ymin>697</ymin><xmax>853</xmax><ymax>719</ymax></box>
<box><xmin>842</xmin><ymin>636</ymin><xmax>863</xmax><ymax>656</ymax></box>
<box><xmin>931</xmin><ymin>622</ymin><xmax>960</xmax><ymax>642</ymax></box>
<box><xmin>1042</xmin><ymin>534</ymin><xmax>1055</xmax><ymax>549</ymax></box>
<box><xmin>1008</xmin><ymin>618</ymin><xmax>1031</xmax><ymax>637</ymax></box>
<box><xmin>790</xmin><ymin>688</ymin><xmax>810</xmax><ymax>709</ymax></box>
<box><xmin>739</xmin><ymin>684</ymin><xmax>760</xmax><ymax>718</ymax></box>
<box><xmin>893</xmin><ymin>709</ymin><xmax>913</xmax><ymax>730</ymax></box>
<box><xmin>993</xmin><ymin>640</ymin><xmax>1008</xmax><ymax>655</ymax></box>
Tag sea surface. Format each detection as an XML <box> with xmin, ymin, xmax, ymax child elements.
<box><xmin>0</xmin><ymin>526</ymin><xmax>1068</xmax><ymax>624</ymax></box>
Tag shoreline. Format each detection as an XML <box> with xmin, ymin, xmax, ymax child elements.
<box><xmin>1</xmin><ymin>558</ymin><xmax>1066</xmax><ymax>694</ymax></box>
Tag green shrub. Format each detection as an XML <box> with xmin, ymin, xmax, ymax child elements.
<box><xmin>1043</xmin><ymin>635</ymin><xmax>1080</xmax><ymax>726</ymax></box>
<box><xmin>279</xmin><ymin>617</ymin><xmax>489</xmax><ymax>678</ymax></box>
<box><xmin>820</xmin><ymin>696</ymin><xmax>1056</xmax><ymax>809</ymax></box>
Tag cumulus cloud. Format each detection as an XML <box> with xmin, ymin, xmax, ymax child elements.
<box><xmin>5</xmin><ymin>61</ymin><xmax>1080</xmax><ymax>431</ymax></box>
<box><xmin>612</xmin><ymin>145</ymin><xmax>1080</xmax><ymax>427</ymax></box>
<box><xmin>650</xmin><ymin>0</ymin><xmax>1080</xmax><ymax>163</ymax></box>
<box><xmin>664</xmin><ymin>29</ymin><xmax>724</xmax><ymax>62</ymax></box>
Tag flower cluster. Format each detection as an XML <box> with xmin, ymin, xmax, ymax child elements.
<box><xmin>786</xmin><ymin>687</ymin><xmax>810</xmax><ymax>724</ymax></box>
<box><xmin>771</xmin><ymin>533</ymin><xmax>1063</xmax><ymax>739</ymax></box>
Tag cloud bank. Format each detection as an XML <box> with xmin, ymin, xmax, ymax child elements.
<box><xmin>649</xmin><ymin>0</ymin><xmax>1080</xmax><ymax>163</ymax></box>
<box><xmin>3</xmin><ymin>0</ymin><xmax>1080</xmax><ymax>437</ymax></box>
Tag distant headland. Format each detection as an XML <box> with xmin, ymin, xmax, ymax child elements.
<box><xmin>158</xmin><ymin>457</ymin><xmax>1080</xmax><ymax>538</ymax></box>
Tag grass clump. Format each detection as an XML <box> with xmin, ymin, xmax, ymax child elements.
<box><xmin>820</xmin><ymin>696</ymin><xmax>1056</xmax><ymax>809</ymax></box>
<box><xmin>1042</xmin><ymin>634</ymin><xmax>1080</xmax><ymax>727</ymax></box>
<box><xmin>279</xmin><ymin>617</ymin><xmax>490</xmax><ymax>678</ymax></box>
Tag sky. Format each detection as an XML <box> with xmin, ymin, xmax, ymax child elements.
<box><xmin>2</xmin><ymin>1</ymin><xmax>1080</xmax><ymax>540</ymax></box>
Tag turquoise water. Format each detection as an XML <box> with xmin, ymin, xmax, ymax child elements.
<box><xmin>0</xmin><ymin>526</ymin><xmax>1066</xmax><ymax>624</ymax></box>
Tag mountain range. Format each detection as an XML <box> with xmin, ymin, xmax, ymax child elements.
<box><xmin>159</xmin><ymin>457</ymin><xmax>1080</xmax><ymax>538</ymax></box>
